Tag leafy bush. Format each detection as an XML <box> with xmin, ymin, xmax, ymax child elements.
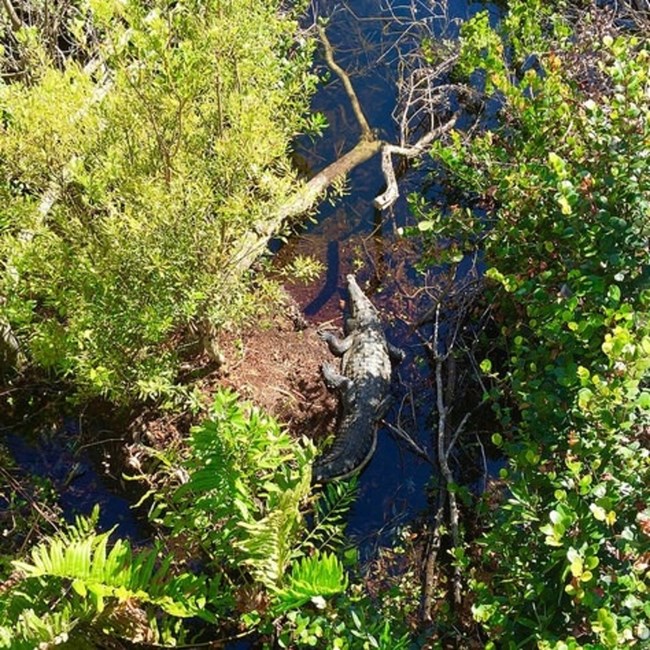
<box><xmin>413</xmin><ymin>1</ymin><xmax>649</xmax><ymax>646</ymax></box>
<box><xmin>142</xmin><ymin>389</ymin><xmax>414</xmax><ymax>647</ymax></box>
<box><xmin>0</xmin><ymin>507</ymin><xmax>208</xmax><ymax>648</ymax></box>
<box><xmin>0</xmin><ymin>389</ymin><xmax>416</xmax><ymax>647</ymax></box>
<box><xmin>0</xmin><ymin>0</ymin><xmax>317</xmax><ymax>402</ymax></box>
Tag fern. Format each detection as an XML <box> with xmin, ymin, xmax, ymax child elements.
<box><xmin>273</xmin><ymin>551</ymin><xmax>348</xmax><ymax>613</ymax></box>
<box><xmin>301</xmin><ymin>478</ymin><xmax>358</xmax><ymax>553</ymax></box>
<box><xmin>1</xmin><ymin>510</ymin><xmax>208</xmax><ymax>648</ymax></box>
<box><xmin>14</xmin><ymin>529</ymin><xmax>207</xmax><ymax>618</ymax></box>
<box><xmin>236</xmin><ymin>484</ymin><xmax>306</xmax><ymax>589</ymax></box>
<box><xmin>0</xmin><ymin>604</ymin><xmax>93</xmax><ymax>650</ymax></box>
<box><xmin>167</xmin><ymin>390</ymin><xmax>316</xmax><ymax>590</ymax></box>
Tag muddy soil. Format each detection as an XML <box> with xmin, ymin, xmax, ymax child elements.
<box><xmin>130</xmin><ymin>294</ymin><xmax>340</xmax><ymax>455</ymax></box>
<box><xmin>217</xmin><ymin>307</ymin><xmax>339</xmax><ymax>443</ymax></box>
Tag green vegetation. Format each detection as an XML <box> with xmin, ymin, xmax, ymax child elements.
<box><xmin>1</xmin><ymin>0</ymin><xmax>648</xmax><ymax>648</ymax></box>
<box><xmin>413</xmin><ymin>1</ymin><xmax>649</xmax><ymax>646</ymax></box>
<box><xmin>0</xmin><ymin>0</ymin><xmax>317</xmax><ymax>402</ymax></box>
<box><xmin>2</xmin><ymin>507</ymin><xmax>209</xmax><ymax>647</ymax></box>
<box><xmin>0</xmin><ymin>391</ymin><xmax>412</xmax><ymax>647</ymax></box>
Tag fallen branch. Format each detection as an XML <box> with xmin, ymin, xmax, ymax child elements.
<box><xmin>374</xmin><ymin>111</ymin><xmax>459</xmax><ymax>210</ymax></box>
<box><xmin>317</xmin><ymin>24</ymin><xmax>373</xmax><ymax>140</ymax></box>
<box><xmin>232</xmin><ymin>137</ymin><xmax>382</xmax><ymax>275</ymax></box>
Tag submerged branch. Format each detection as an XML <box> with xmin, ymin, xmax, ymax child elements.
<box><xmin>383</xmin><ymin>419</ymin><xmax>432</xmax><ymax>465</ymax></box>
<box><xmin>317</xmin><ymin>24</ymin><xmax>373</xmax><ymax>140</ymax></box>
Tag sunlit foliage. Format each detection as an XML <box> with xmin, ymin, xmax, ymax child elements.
<box><xmin>414</xmin><ymin>1</ymin><xmax>649</xmax><ymax>646</ymax></box>
<box><xmin>0</xmin><ymin>0</ymin><xmax>317</xmax><ymax>401</ymax></box>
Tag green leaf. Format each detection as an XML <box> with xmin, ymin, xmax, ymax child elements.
<box><xmin>273</xmin><ymin>552</ymin><xmax>348</xmax><ymax>614</ymax></box>
<box><xmin>637</xmin><ymin>392</ymin><xmax>650</xmax><ymax>409</ymax></box>
<box><xmin>607</xmin><ymin>285</ymin><xmax>621</xmax><ymax>303</ymax></box>
<box><xmin>589</xmin><ymin>503</ymin><xmax>607</xmax><ymax>521</ymax></box>
<box><xmin>558</xmin><ymin>195</ymin><xmax>572</xmax><ymax>215</ymax></box>
<box><xmin>548</xmin><ymin>152</ymin><xmax>567</xmax><ymax>177</ymax></box>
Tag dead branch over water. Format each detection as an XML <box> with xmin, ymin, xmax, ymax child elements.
<box><xmin>412</xmin><ymin>266</ymin><xmax>486</xmax><ymax>622</ymax></box>
<box><xmin>236</xmin><ymin>13</ymin><xmax>460</xmax><ymax>272</ymax></box>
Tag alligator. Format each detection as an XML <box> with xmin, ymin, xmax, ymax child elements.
<box><xmin>312</xmin><ymin>274</ymin><xmax>403</xmax><ymax>483</ymax></box>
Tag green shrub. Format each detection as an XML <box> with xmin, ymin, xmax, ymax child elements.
<box><xmin>413</xmin><ymin>2</ymin><xmax>649</xmax><ymax>646</ymax></box>
<box><xmin>0</xmin><ymin>0</ymin><xmax>317</xmax><ymax>402</ymax></box>
<box><xmin>0</xmin><ymin>507</ymin><xmax>208</xmax><ymax>648</ymax></box>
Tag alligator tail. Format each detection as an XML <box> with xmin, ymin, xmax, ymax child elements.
<box><xmin>311</xmin><ymin>426</ymin><xmax>377</xmax><ymax>483</ymax></box>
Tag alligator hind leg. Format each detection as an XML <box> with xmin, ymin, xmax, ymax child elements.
<box><xmin>321</xmin><ymin>362</ymin><xmax>356</xmax><ymax>408</ymax></box>
<box><xmin>318</xmin><ymin>330</ymin><xmax>352</xmax><ymax>357</ymax></box>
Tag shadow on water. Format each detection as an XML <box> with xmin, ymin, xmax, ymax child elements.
<box><xmin>3</xmin><ymin>415</ymin><xmax>151</xmax><ymax>542</ymax></box>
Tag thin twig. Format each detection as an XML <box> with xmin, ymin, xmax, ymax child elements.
<box><xmin>475</xmin><ymin>432</ymin><xmax>489</xmax><ymax>493</ymax></box>
<box><xmin>382</xmin><ymin>419</ymin><xmax>432</xmax><ymax>464</ymax></box>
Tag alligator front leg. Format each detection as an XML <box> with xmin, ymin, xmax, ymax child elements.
<box><xmin>318</xmin><ymin>330</ymin><xmax>353</xmax><ymax>357</ymax></box>
<box><xmin>321</xmin><ymin>362</ymin><xmax>356</xmax><ymax>409</ymax></box>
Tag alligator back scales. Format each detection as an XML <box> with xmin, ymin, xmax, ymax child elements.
<box><xmin>312</xmin><ymin>274</ymin><xmax>400</xmax><ymax>483</ymax></box>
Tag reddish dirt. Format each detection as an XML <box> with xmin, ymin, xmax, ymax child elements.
<box><xmin>128</xmin><ymin>291</ymin><xmax>340</xmax><ymax>455</ymax></box>
<box><xmin>216</xmin><ymin>309</ymin><xmax>338</xmax><ymax>443</ymax></box>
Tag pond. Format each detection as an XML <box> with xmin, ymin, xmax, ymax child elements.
<box><xmin>1</xmin><ymin>0</ymin><xmax>503</xmax><ymax>590</ymax></box>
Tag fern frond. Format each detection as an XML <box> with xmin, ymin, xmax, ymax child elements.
<box><xmin>0</xmin><ymin>598</ymin><xmax>93</xmax><ymax>649</ymax></box>
<box><xmin>301</xmin><ymin>477</ymin><xmax>358</xmax><ymax>553</ymax></box>
<box><xmin>273</xmin><ymin>551</ymin><xmax>348</xmax><ymax>613</ymax></box>
<box><xmin>169</xmin><ymin>392</ymin><xmax>315</xmax><ymax>575</ymax></box>
<box><xmin>236</xmin><ymin>486</ymin><xmax>304</xmax><ymax>589</ymax></box>
<box><xmin>13</xmin><ymin>528</ymin><xmax>207</xmax><ymax>619</ymax></box>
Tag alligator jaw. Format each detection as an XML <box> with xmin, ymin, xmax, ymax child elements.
<box><xmin>345</xmin><ymin>274</ymin><xmax>379</xmax><ymax>326</ymax></box>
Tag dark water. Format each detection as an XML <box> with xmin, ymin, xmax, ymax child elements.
<box><xmin>277</xmin><ymin>0</ymin><xmax>502</xmax><ymax>548</ymax></box>
<box><xmin>3</xmin><ymin>417</ymin><xmax>149</xmax><ymax>541</ymax></box>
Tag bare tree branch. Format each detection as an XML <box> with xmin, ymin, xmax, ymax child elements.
<box><xmin>374</xmin><ymin>111</ymin><xmax>459</xmax><ymax>210</ymax></box>
<box><xmin>434</xmin><ymin>315</ymin><xmax>462</xmax><ymax>607</ymax></box>
<box><xmin>317</xmin><ymin>24</ymin><xmax>373</xmax><ymax>140</ymax></box>
<box><xmin>1</xmin><ymin>0</ymin><xmax>22</xmax><ymax>32</ymax></box>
